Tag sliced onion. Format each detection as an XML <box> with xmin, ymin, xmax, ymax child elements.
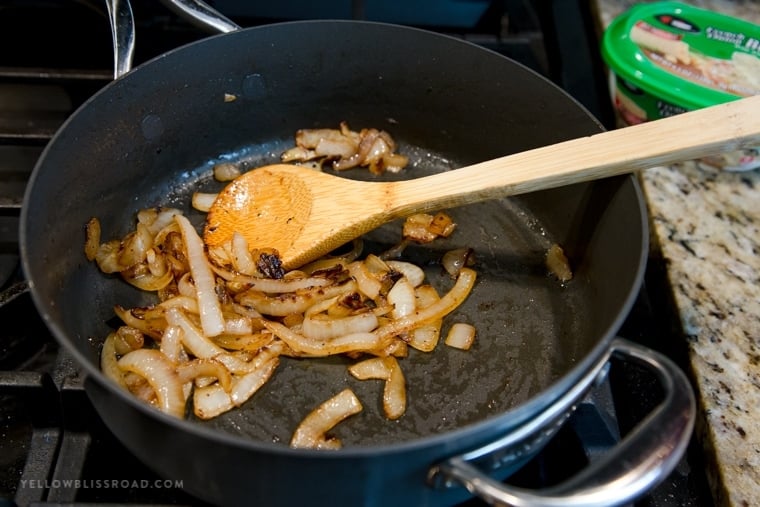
<box><xmin>387</xmin><ymin>277</ymin><xmax>416</xmax><ymax>319</ymax></box>
<box><xmin>124</xmin><ymin>269</ymin><xmax>174</xmax><ymax>291</ymax></box>
<box><xmin>176</xmin><ymin>272</ymin><xmax>196</xmax><ymax>298</ymax></box>
<box><xmin>302</xmin><ymin>297</ymin><xmax>378</xmax><ymax>341</ymax></box>
<box><xmin>84</xmin><ymin>217</ymin><xmax>101</xmax><ymax>262</ymax></box>
<box><xmin>546</xmin><ymin>243</ymin><xmax>573</xmax><ymax>282</ymax></box>
<box><xmin>192</xmin><ymin>192</ymin><xmax>218</xmax><ymax>212</ymax></box>
<box><xmin>263</xmin><ymin>321</ymin><xmax>386</xmax><ymax>357</ymax></box>
<box><xmin>176</xmin><ymin>358</ymin><xmax>232</xmax><ymax>392</ymax></box>
<box><xmin>145</xmin><ymin>248</ymin><xmax>168</xmax><ymax>277</ymax></box>
<box><xmin>229</xmin><ymin>232</ymin><xmax>257</xmax><ymax>275</ymax></box>
<box><xmin>382</xmin><ymin>357</ymin><xmax>406</xmax><ymax>420</ymax></box>
<box><xmin>215</xmin><ymin>343</ymin><xmax>283</xmax><ymax>375</ymax></box>
<box><xmin>117</xmin><ymin>223</ymin><xmax>154</xmax><ymax>268</ymax></box>
<box><xmin>140</xmin><ymin>207</ymin><xmax>182</xmax><ymax>236</ymax></box>
<box><xmin>382</xmin><ymin>152</ymin><xmax>409</xmax><ymax>173</ymax></box>
<box><xmin>94</xmin><ymin>240</ymin><xmax>124</xmax><ymax>273</ymax></box>
<box><xmin>347</xmin><ymin>261</ymin><xmax>382</xmax><ymax>299</ymax></box>
<box><xmin>347</xmin><ymin>356</ymin><xmax>405</xmax><ymax>419</ymax></box>
<box><xmin>408</xmin><ymin>285</ymin><xmax>442</xmax><ymax>352</ymax></box>
<box><xmin>175</xmin><ymin>214</ymin><xmax>225</xmax><ymax>336</ymax></box>
<box><xmin>114</xmin><ymin>305</ymin><xmax>164</xmax><ymax>340</ymax></box>
<box><xmin>194</xmin><ymin>383</ymin><xmax>234</xmax><ymax>420</ymax></box>
<box><xmin>113</xmin><ymin>326</ymin><xmax>144</xmax><ymax>354</ymax></box>
<box><xmin>211</xmin><ymin>266</ymin><xmax>334</xmax><ymax>293</ymax></box>
<box><xmin>101</xmin><ymin>333</ymin><xmax>128</xmax><ymax>389</ymax></box>
<box><xmin>230</xmin><ymin>303</ymin><xmax>263</xmax><ymax>319</ymax></box>
<box><xmin>281</xmin><ymin>146</ymin><xmax>317</xmax><ymax>162</ymax></box>
<box><xmin>444</xmin><ymin>322</ymin><xmax>476</xmax><ymax>350</ymax></box>
<box><xmin>441</xmin><ymin>247</ymin><xmax>475</xmax><ymax>278</ymax></box>
<box><xmin>160</xmin><ymin>324</ymin><xmax>185</xmax><ymax>363</ymax></box>
<box><xmin>385</xmin><ymin>260</ymin><xmax>425</xmax><ymax>288</ymax></box>
<box><xmin>375</xmin><ymin>268</ymin><xmax>477</xmax><ymax>341</ymax></box>
<box><xmin>315</xmin><ymin>136</ymin><xmax>359</xmax><ymax>159</ymax></box>
<box><xmin>213</xmin><ymin>162</ymin><xmax>241</xmax><ymax>182</ymax></box>
<box><xmin>237</xmin><ymin>280</ymin><xmax>357</xmax><ymax>317</ymax></box>
<box><xmin>158</xmin><ymin>295</ymin><xmax>199</xmax><ymax>314</ymax></box>
<box><xmin>347</xmin><ymin>357</ymin><xmax>390</xmax><ymax>380</ymax></box>
<box><xmin>402</xmin><ymin>214</ymin><xmax>439</xmax><ymax>243</ymax></box>
<box><xmin>118</xmin><ymin>349</ymin><xmax>186</xmax><ymax>418</ymax></box>
<box><xmin>223</xmin><ymin>314</ymin><xmax>254</xmax><ymax>335</ymax></box>
<box><xmin>428</xmin><ymin>212</ymin><xmax>457</xmax><ymax>237</ymax></box>
<box><xmin>165</xmin><ymin>306</ymin><xmax>225</xmax><ymax>359</ymax></box>
<box><xmin>290</xmin><ymin>388</ymin><xmax>363</xmax><ymax>450</ymax></box>
<box><xmin>230</xmin><ymin>356</ymin><xmax>279</xmax><ymax>406</ymax></box>
<box><xmin>212</xmin><ymin>332</ymin><xmax>273</xmax><ymax>352</ymax></box>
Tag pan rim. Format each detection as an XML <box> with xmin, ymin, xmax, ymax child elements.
<box><xmin>19</xmin><ymin>19</ymin><xmax>650</xmax><ymax>460</ymax></box>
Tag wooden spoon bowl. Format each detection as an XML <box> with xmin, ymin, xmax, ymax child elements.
<box><xmin>204</xmin><ymin>95</ymin><xmax>760</xmax><ymax>269</ymax></box>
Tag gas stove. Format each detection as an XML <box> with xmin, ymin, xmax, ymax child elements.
<box><xmin>0</xmin><ymin>1</ymin><xmax>712</xmax><ymax>506</ymax></box>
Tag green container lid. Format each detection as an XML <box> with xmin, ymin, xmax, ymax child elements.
<box><xmin>601</xmin><ymin>1</ymin><xmax>760</xmax><ymax>111</ymax></box>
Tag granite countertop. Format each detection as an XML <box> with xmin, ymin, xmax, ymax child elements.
<box><xmin>592</xmin><ymin>1</ymin><xmax>760</xmax><ymax>506</ymax></box>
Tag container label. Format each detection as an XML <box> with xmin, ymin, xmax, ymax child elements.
<box><xmin>631</xmin><ymin>20</ymin><xmax>760</xmax><ymax>97</ymax></box>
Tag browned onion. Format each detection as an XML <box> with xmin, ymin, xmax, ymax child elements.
<box><xmin>237</xmin><ymin>280</ymin><xmax>358</xmax><ymax>317</ymax></box>
<box><xmin>375</xmin><ymin>268</ymin><xmax>477</xmax><ymax>341</ymax></box>
<box><xmin>84</xmin><ymin>217</ymin><xmax>101</xmax><ymax>261</ymax></box>
<box><xmin>262</xmin><ymin>320</ymin><xmax>387</xmax><ymax>357</ymax></box>
<box><xmin>118</xmin><ymin>349</ymin><xmax>186</xmax><ymax>418</ymax></box>
<box><xmin>441</xmin><ymin>247</ymin><xmax>475</xmax><ymax>278</ymax></box>
<box><xmin>175</xmin><ymin>215</ymin><xmax>225</xmax><ymax>336</ymax></box>
<box><xmin>290</xmin><ymin>388</ymin><xmax>363</xmax><ymax>450</ymax></box>
<box><xmin>444</xmin><ymin>322</ymin><xmax>476</xmax><ymax>350</ymax></box>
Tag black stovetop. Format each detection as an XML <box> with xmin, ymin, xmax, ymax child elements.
<box><xmin>0</xmin><ymin>1</ymin><xmax>712</xmax><ymax>505</ymax></box>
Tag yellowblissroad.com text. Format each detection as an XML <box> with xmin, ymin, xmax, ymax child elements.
<box><xmin>19</xmin><ymin>479</ymin><xmax>184</xmax><ymax>490</ymax></box>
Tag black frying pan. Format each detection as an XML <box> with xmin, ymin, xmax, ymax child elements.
<box><xmin>20</xmin><ymin>15</ymin><xmax>693</xmax><ymax>507</ymax></box>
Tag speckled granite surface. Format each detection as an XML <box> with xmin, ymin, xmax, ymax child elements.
<box><xmin>592</xmin><ymin>2</ymin><xmax>760</xmax><ymax>506</ymax></box>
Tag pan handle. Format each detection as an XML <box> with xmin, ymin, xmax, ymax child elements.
<box><xmin>157</xmin><ymin>0</ymin><xmax>241</xmax><ymax>33</ymax></box>
<box><xmin>106</xmin><ymin>0</ymin><xmax>238</xmax><ymax>80</ymax></box>
<box><xmin>428</xmin><ymin>338</ymin><xmax>696</xmax><ymax>507</ymax></box>
<box><xmin>105</xmin><ymin>0</ymin><xmax>135</xmax><ymax>79</ymax></box>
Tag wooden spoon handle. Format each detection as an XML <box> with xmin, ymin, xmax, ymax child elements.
<box><xmin>390</xmin><ymin>94</ymin><xmax>760</xmax><ymax>215</ymax></box>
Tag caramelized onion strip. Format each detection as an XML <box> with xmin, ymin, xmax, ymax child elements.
<box><xmin>230</xmin><ymin>356</ymin><xmax>279</xmax><ymax>406</ymax></box>
<box><xmin>375</xmin><ymin>268</ymin><xmax>477</xmax><ymax>341</ymax></box>
<box><xmin>118</xmin><ymin>349</ymin><xmax>186</xmax><ymax>418</ymax></box>
<box><xmin>165</xmin><ymin>306</ymin><xmax>226</xmax><ymax>359</ymax></box>
<box><xmin>176</xmin><ymin>358</ymin><xmax>232</xmax><ymax>392</ymax></box>
<box><xmin>408</xmin><ymin>285</ymin><xmax>442</xmax><ymax>352</ymax></box>
<box><xmin>237</xmin><ymin>280</ymin><xmax>357</xmax><ymax>317</ymax></box>
<box><xmin>101</xmin><ymin>332</ymin><xmax>128</xmax><ymax>389</ymax></box>
<box><xmin>113</xmin><ymin>306</ymin><xmax>164</xmax><ymax>340</ymax></box>
<box><xmin>290</xmin><ymin>388</ymin><xmax>363</xmax><ymax>450</ymax></box>
<box><xmin>382</xmin><ymin>357</ymin><xmax>406</xmax><ymax>420</ymax></box>
<box><xmin>194</xmin><ymin>383</ymin><xmax>234</xmax><ymax>419</ymax></box>
<box><xmin>262</xmin><ymin>321</ymin><xmax>387</xmax><ymax>357</ymax></box>
<box><xmin>175</xmin><ymin>214</ymin><xmax>225</xmax><ymax>336</ymax></box>
<box><xmin>301</xmin><ymin>297</ymin><xmax>379</xmax><ymax>341</ymax></box>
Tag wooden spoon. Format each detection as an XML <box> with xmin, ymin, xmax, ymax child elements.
<box><xmin>204</xmin><ymin>94</ymin><xmax>760</xmax><ymax>269</ymax></box>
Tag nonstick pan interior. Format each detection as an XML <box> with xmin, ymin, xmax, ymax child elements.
<box><xmin>21</xmin><ymin>20</ymin><xmax>646</xmax><ymax>449</ymax></box>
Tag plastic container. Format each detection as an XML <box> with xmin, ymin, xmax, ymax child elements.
<box><xmin>602</xmin><ymin>2</ymin><xmax>760</xmax><ymax>171</ymax></box>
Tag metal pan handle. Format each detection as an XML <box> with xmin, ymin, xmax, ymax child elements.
<box><xmin>105</xmin><ymin>0</ymin><xmax>136</xmax><ymax>79</ymax></box>
<box><xmin>428</xmin><ymin>338</ymin><xmax>696</xmax><ymax>507</ymax></box>
<box><xmin>106</xmin><ymin>0</ymin><xmax>239</xmax><ymax>80</ymax></box>
<box><xmin>157</xmin><ymin>0</ymin><xmax>241</xmax><ymax>34</ymax></box>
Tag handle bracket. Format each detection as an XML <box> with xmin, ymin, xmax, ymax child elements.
<box><xmin>428</xmin><ymin>339</ymin><xmax>695</xmax><ymax>507</ymax></box>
